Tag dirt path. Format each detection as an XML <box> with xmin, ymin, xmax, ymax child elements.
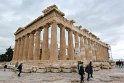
<box><xmin>0</xmin><ymin>67</ymin><xmax>124</xmax><ymax>83</ymax></box>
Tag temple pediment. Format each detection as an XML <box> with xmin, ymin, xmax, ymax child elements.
<box><xmin>42</xmin><ymin>5</ymin><xmax>65</xmax><ymax>16</ymax></box>
<box><xmin>14</xmin><ymin>27</ymin><xmax>23</xmax><ymax>35</ymax></box>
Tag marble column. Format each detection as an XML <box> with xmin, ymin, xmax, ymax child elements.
<box><xmin>86</xmin><ymin>38</ymin><xmax>89</xmax><ymax>61</ymax></box>
<box><xmin>42</xmin><ymin>24</ymin><xmax>49</xmax><ymax>60</ymax></box>
<box><xmin>67</xmin><ymin>29</ymin><xmax>74</xmax><ymax>60</ymax></box>
<box><xmin>91</xmin><ymin>40</ymin><xmax>95</xmax><ymax>61</ymax></box>
<box><xmin>13</xmin><ymin>40</ymin><xmax>18</xmax><ymax>60</ymax></box>
<box><xmin>103</xmin><ymin>47</ymin><xmax>106</xmax><ymax>61</ymax></box>
<box><xmin>80</xmin><ymin>35</ymin><xmax>83</xmax><ymax>60</ymax></box>
<box><xmin>23</xmin><ymin>34</ymin><xmax>30</xmax><ymax>60</ymax></box>
<box><xmin>100</xmin><ymin>45</ymin><xmax>102</xmax><ymax>62</ymax></box>
<box><xmin>34</xmin><ymin>29</ymin><xmax>41</xmax><ymax>60</ymax></box>
<box><xmin>105</xmin><ymin>47</ymin><xmax>109</xmax><ymax>61</ymax></box>
<box><xmin>50</xmin><ymin>21</ymin><xmax>58</xmax><ymax>62</ymax></box>
<box><xmin>22</xmin><ymin>36</ymin><xmax>25</xmax><ymax>60</ymax></box>
<box><xmin>88</xmin><ymin>39</ymin><xmax>92</xmax><ymax>61</ymax></box>
<box><xmin>20</xmin><ymin>37</ymin><xmax>24</xmax><ymax>60</ymax></box>
<box><xmin>98</xmin><ymin>44</ymin><xmax>101</xmax><ymax>62</ymax></box>
<box><xmin>101</xmin><ymin>46</ymin><xmax>104</xmax><ymax>61</ymax></box>
<box><xmin>95</xmin><ymin>43</ymin><xmax>98</xmax><ymax>62</ymax></box>
<box><xmin>74</xmin><ymin>32</ymin><xmax>79</xmax><ymax>60</ymax></box>
<box><xmin>23</xmin><ymin>35</ymin><xmax>27</xmax><ymax>60</ymax></box>
<box><xmin>59</xmin><ymin>24</ymin><xmax>66</xmax><ymax>60</ymax></box>
<box><xmin>84</xmin><ymin>36</ymin><xmax>88</xmax><ymax>61</ymax></box>
<box><xmin>18</xmin><ymin>38</ymin><xmax>23</xmax><ymax>60</ymax></box>
<box><xmin>16</xmin><ymin>39</ymin><xmax>20</xmax><ymax>60</ymax></box>
<box><xmin>28</xmin><ymin>32</ymin><xmax>34</xmax><ymax>60</ymax></box>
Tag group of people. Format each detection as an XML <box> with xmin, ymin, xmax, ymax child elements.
<box><xmin>78</xmin><ymin>61</ymin><xmax>93</xmax><ymax>83</ymax></box>
<box><xmin>116</xmin><ymin>60</ymin><xmax>124</xmax><ymax>68</ymax></box>
<box><xmin>4</xmin><ymin>62</ymin><xmax>23</xmax><ymax>77</ymax></box>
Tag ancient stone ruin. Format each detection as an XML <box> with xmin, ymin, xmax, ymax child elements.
<box><xmin>12</xmin><ymin>5</ymin><xmax>110</xmax><ymax>73</ymax></box>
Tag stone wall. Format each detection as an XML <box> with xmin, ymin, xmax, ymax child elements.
<box><xmin>0</xmin><ymin>61</ymin><xmax>115</xmax><ymax>73</ymax></box>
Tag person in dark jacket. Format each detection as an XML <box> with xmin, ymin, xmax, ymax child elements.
<box><xmin>17</xmin><ymin>63</ymin><xmax>23</xmax><ymax>77</ymax></box>
<box><xmin>77</xmin><ymin>61</ymin><xmax>81</xmax><ymax>73</ymax></box>
<box><xmin>4</xmin><ymin>64</ymin><xmax>7</xmax><ymax>71</ymax></box>
<box><xmin>78</xmin><ymin>62</ymin><xmax>85</xmax><ymax>83</ymax></box>
<box><xmin>85</xmin><ymin>61</ymin><xmax>93</xmax><ymax>81</ymax></box>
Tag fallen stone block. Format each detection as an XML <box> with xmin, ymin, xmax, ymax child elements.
<box><xmin>37</xmin><ymin>68</ymin><xmax>46</xmax><ymax>73</ymax></box>
<box><xmin>62</xmin><ymin>68</ymin><xmax>72</xmax><ymax>73</ymax></box>
<box><xmin>51</xmin><ymin>68</ymin><xmax>61</xmax><ymax>73</ymax></box>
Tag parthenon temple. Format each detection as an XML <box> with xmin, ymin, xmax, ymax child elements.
<box><xmin>12</xmin><ymin>5</ymin><xmax>109</xmax><ymax>65</ymax></box>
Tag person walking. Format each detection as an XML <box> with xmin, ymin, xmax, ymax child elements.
<box><xmin>85</xmin><ymin>61</ymin><xmax>93</xmax><ymax>81</ymax></box>
<box><xmin>3</xmin><ymin>64</ymin><xmax>7</xmax><ymax>71</ymax></box>
<box><xmin>78</xmin><ymin>62</ymin><xmax>85</xmax><ymax>83</ymax></box>
<box><xmin>78</xmin><ymin>61</ymin><xmax>81</xmax><ymax>73</ymax></box>
<box><xmin>17</xmin><ymin>63</ymin><xmax>23</xmax><ymax>77</ymax></box>
<box><xmin>14</xmin><ymin>61</ymin><xmax>19</xmax><ymax>73</ymax></box>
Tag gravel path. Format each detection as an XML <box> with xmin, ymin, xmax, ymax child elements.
<box><xmin>0</xmin><ymin>67</ymin><xmax>124</xmax><ymax>83</ymax></box>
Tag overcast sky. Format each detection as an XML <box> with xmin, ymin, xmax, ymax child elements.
<box><xmin>0</xmin><ymin>0</ymin><xmax>124</xmax><ymax>60</ymax></box>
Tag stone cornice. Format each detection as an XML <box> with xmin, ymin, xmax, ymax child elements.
<box><xmin>42</xmin><ymin>5</ymin><xmax>65</xmax><ymax>16</ymax></box>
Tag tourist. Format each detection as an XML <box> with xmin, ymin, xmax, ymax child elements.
<box><xmin>14</xmin><ymin>61</ymin><xmax>19</xmax><ymax>72</ymax></box>
<box><xmin>122</xmin><ymin>61</ymin><xmax>124</xmax><ymax>67</ymax></box>
<box><xmin>118</xmin><ymin>60</ymin><xmax>122</xmax><ymax>68</ymax></box>
<box><xmin>77</xmin><ymin>61</ymin><xmax>81</xmax><ymax>73</ymax></box>
<box><xmin>85</xmin><ymin>61</ymin><xmax>93</xmax><ymax>81</ymax></box>
<box><xmin>78</xmin><ymin>62</ymin><xmax>85</xmax><ymax>83</ymax></box>
<box><xmin>17</xmin><ymin>63</ymin><xmax>23</xmax><ymax>77</ymax></box>
<box><xmin>3</xmin><ymin>64</ymin><xmax>7</xmax><ymax>71</ymax></box>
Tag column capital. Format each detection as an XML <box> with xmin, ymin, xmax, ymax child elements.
<box><xmin>51</xmin><ymin>20</ymin><xmax>57</xmax><ymax>24</ymax></box>
<box><xmin>44</xmin><ymin>23</ymin><xmax>50</xmax><ymax>28</ymax></box>
<box><xmin>66</xmin><ymin>28</ymin><xmax>71</xmax><ymax>32</ymax></box>
<box><xmin>79</xmin><ymin>34</ymin><xmax>83</xmax><ymax>37</ymax></box>
<box><xmin>73</xmin><ymin>31</ymin><xmax>78</xmax><ymax>35</ymax></box>
<box><xmin>30</xmin><ymin>30</ymin><xmax>36</xmax><ymax>34</ymax></box>
<box><xmin>58</xmin><ymin>24</ymin><xmax>64</xmax><ymax>28</ymax></box>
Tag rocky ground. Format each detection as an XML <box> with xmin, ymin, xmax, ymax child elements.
<box><xmin>0</xmin><ymin>67</ymin><xmax>124</xmax><ymax>83</ymax></box>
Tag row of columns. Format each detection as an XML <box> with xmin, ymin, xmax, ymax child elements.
<box><xmin>13</xmin><ymin>21</ymin><xmax>109</xmax><ymax>62</ymax></box>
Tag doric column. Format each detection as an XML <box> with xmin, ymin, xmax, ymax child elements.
<box><xmin>23</xmin><ymin>34</ymin><xmax>30</xmax><ymax>60</ymax></box>
<box><xmin>105</xmin><ymin>47</ymin><xmax>109</xmax><ymax>61</ymax></box>
<box><xmin>28</xmin><ymin>32</ymin><xmax>34</xmax><ymax>60</ymax></box>
<box><xmin>80</xmin><ymin>35</ymin><xmax>85</xmax><ymax>61</ymax></box>
<box><xmin>84</xmin><ymin>36</ymin><xmax>88</xmax><ymax>61</ymax></box>
<box><xmin>20</xmin><ymin>37</ymin><xmax>24</xmax><ymax>60</ymax></box>
<box><xmin>102</xmin><ymin>45</ymin><xmax>105</xmax><ymax>62</ymax></box>
<box><xmin>42</xmin><ymin>24</ymin><xmax>49</xmax><ymax>60</ymax></box>
<box><xmin>74</xmin><ymin>32</ymin><xmax>79</xmax><ymax>60</ymax></box>
<box><xmin>95</xmin><ymin>43</ymin><xmax>98</xmax><ymax>61</ymax></box>
<box><xmin>94</xmin><ymin>42</ymin><xmax>98</xmax><ymax>61</ymax></box>
<box><xmin>16</xmin><ymin>39</ymin><xmax>20</xmax><ymax>60</ymax></box>
<box><xmin>34</xmin><ymin>29</ymin><xmax>41</xmax><ymax>60</ymax></box>
<box><xmin>59</xmin><ymin>24</ymin><xmax>66</xmax><ymax>60</ymax></box>
<box><xmin>18</xmin><ymin>38</ymin><xmax>23</xmax><ymax>60</ymax></box>
<box><xmin>50</xmin><ymin>20</ymin><xmax>58</xmax><ymax>62</ymax></box>
<box><xmin>13</xmin><ymin>40</ymin><xmax>18</xmax><ymax>60</ymax></box>
<box><xmin>88</xmin><ymin>39</ymin><xmax>92</xmax><ymax>61</ymax></box>
<box><xmin>67</xmin><ymin>29</ymin><xmax>74</xmax><ymax>60</ymax></box>
<box><xmin>23</xmin><ymin>35</ymin><xmax>27</xmax><ymax>60</ymax></box>
<box><xmin>99</xmin><ymin>45</ymin><xmax>102</xmax><ymax>62</ymax></box>
<box><xmin>97</xmin><ymin>44</ymin><xmax>101</xmax><ymax>61</ymax></box>
<box><xmin>93</xmin><ymin>41</ymin><xmax>97</xmax><ymax>61</ymax></box>
<box><xmin>75</xmin><ymin>32</ymin><xmax>79</xmax><ymax>48</ymax></box>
